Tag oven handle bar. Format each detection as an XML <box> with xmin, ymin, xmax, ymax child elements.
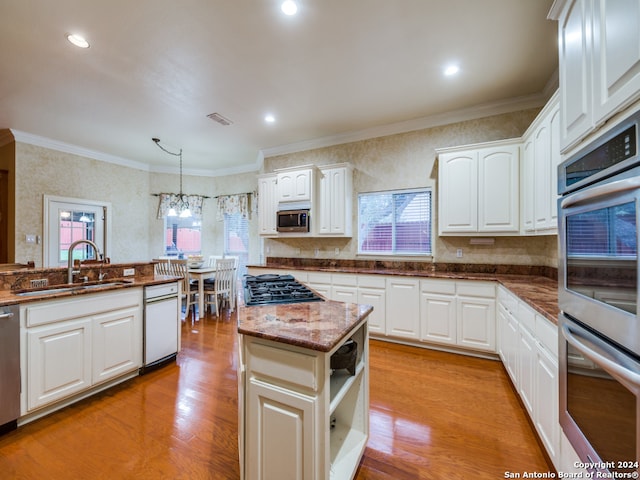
<box><xmin>560</xmin><ymin>175</ymin><xmax>640</xmax><ymax>209</ymax></box>
<box><xmin>561</xmin><ymin>322</ymin><xmax>640</xmax><ymax>395</ymax></box>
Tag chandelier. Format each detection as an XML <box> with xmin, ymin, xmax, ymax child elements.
<box><xmin>152</xmin><ymin>137</ymin><xmax>191</xmax><ymax>218</ymax></box>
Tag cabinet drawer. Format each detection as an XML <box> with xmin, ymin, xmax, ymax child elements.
<box><xmin>420</xmin><ymin>279</ymin><xmax>456</xmax><ymax>295</ymax></box>
<box><xmin>307</xmin><ymin>272</ymin><xmax>332</xmax><ymax>285</ymax></box>
<box><xmin>456</xmin><ymin>282</ymin><xmax>495</xmax><ymax>298</ymax></box>
<box><xmin>497</xmin><ymin>286</ymin><xmax>518</xmax><ymax>313</ymax></box>
<box><xmin>247</xmin><ymin>341</ymin><xmax>319</xmax><ymax>391</ymax></box>
<box><xmin>331</xmin><ymin>274</ymin><xmax>358</xmax><ymax>287</ymax></box>
<box><xmin>536</xmin><ymin>314</ymin><xmax>558</xmax><ymax>357</ymax></box>
<box><xmin>518</xmin><ymin>301</ymin><xmax>536</xmax><ymax>333</ymax></box>
<box><xmin>357</xmin><ymin>275</ymin><xmax>385</xmax><ymax>289</ymax></box>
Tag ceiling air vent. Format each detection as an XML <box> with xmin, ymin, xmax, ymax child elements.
<box><xmin>207</xmin><ymin>112</ymin><xmax>233</xmax><ymax>126</ymax></box>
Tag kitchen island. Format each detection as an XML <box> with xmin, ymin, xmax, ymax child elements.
<box><xmin>238</xmin><ymin>297</ymin><xmax>373</xmax><ymax>480</ymax></box>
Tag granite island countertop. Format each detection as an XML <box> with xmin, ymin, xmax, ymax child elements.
<box><xmin>248</xmin><ymin>261</ymin><xmax>560</xmax><ymax>325</ymax></box>
<box><xmin>238</xmin><ymin>299</ymin><xmax>373</xmax><ymax>352</ymax></box>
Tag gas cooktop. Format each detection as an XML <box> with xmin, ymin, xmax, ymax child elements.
<box><xmin>243</xmin><ymin>274</ymin><xmax>324</xmax><ymax>306</ymax></box>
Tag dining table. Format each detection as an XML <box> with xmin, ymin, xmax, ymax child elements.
<box><xmin>188</xmin><ymin>266</ymin><xmax>217</xmax><ymax>319</ymax></box>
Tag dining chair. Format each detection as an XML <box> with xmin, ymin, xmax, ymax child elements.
<box><xmin>156</xmin><ymin>259</ymin><xmax>197</xmax><ymax>318</ymax></box>
<box><xmin>207</xmin><ymin>255</ymin><xmax>223</xmax><ymax>268</ymax></box>
<box><xmin>203</xmin><ymin>258</ymin><xmax>236</xmax><ymax>316</ymax></box>
<box><xmin>153</xmin><ymin>258</ymin><xmax>172</xmax><ymax>276</ymax></box>
<box><xmin>224</xmin><ymin>255</ymin><xmax>240</xmax><ymax>312</ymax></box>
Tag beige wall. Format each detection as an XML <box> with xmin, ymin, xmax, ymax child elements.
<box><xmin>12</xmin><ymin>141</ymin><xmax>262</xmax><ymax>267</ymax></box>
<box><xmin>10</xmin><ymin>105</ymin><xmax>559</xmax><ymax>269</ymax></box>
<box><xmin>263</xmin><ymin>108</ymin><xmax>559</xmax><ymax>267</ymax></box>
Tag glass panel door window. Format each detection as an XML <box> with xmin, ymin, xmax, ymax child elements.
<box><xmin>59</xmin><ymin>210</ymin><xmax>97</xmax><ymax>263</ymax></box>
<box><xmin>224</xmin><ymin>213</ymin><xmax>249</xmax><ymax>276</ymax></box>
<box><xmin>164</xmin><ymin>217</ymin><xmax>201</xmax><ymax>256</ymax></box>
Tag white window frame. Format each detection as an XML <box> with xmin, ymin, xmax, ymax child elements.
<box><xmin>43</xmin><ymin>195</ymin><xmax>112</xmax><ymax>267</ymax></box>
<box><xmin>357</xmin><ymin>187</ymin><xmax>433</xmax><ymax>256</ymax></box>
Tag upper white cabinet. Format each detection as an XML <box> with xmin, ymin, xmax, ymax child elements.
<box><xmin>551</xmin><ymin>0</ymin><xmax>640</xmax><ymax>151</ymax></box>
<box><xmin>521</xmin><ymin>91</ymin><xmax>561</xmax><ymax>234</ymax></box>
<box><xmin>257</xmin><ymin>173</ymin><xmax>278</xmax><ymax>236</ymax></box>
<box><xmin>438</xmin><ymin>140</ymin><xmax>520</xmax><ymax>235</ymax></box>
<box><xmin>276</xmin><ymin>166</ymin><xmax>315</xmax><ymax>204</ymax></box>
<box><xmin>318</xmin><ymin>164</ymin><xmax>353</xmax><ymax>237</ymax></box>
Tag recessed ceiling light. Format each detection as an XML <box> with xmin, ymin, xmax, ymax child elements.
<box><xmin>281</xmin><ymin>0</ymin><xmax>297</xmax><ymax>16</ymax></box>
<box><xmin>265</xmin><ymin>114</ymin><xmax>276</xmax><ymax>123</ymax></box>
<box><xmin>66</xmin><ymin>33</ymin><xmax>90</xmax><ymax>49</ymax></box>
<box><xmin>444</xmin><ymin>64</ymin><xmax>460</xmax><ymax>76</ymax></box>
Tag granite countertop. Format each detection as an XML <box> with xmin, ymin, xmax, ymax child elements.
<box><xmin>238</xmin><ymin>299</ymin><xmax>373</xmax><ymax>352</ymax></box>
<box><xmin>0</xmin><ymin>274</ymin><xmax>181</xmax><ymax>307</ymax></box>
<box><xmin>248</xmin><ymin>263</ymin><xmax>560</xmax><ymax>325</ymax></box>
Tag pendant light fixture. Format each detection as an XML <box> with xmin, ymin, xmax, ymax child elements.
<box><xmin>152</xmin><ymin>137</ymin><xmax>192</xmax><ymax>218</ymax></box>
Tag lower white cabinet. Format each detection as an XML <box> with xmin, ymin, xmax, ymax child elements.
<box><xmin>331</xmin><ymin>274</ymin><xmax>358</xmax><ymax>303</ymax></box>
<box><xmin>420</xmin><ymin>279</ymin><xmax>496</xmax><ymax>353</ymax></box>
<box><xmin>21</xmin><ymin>289</ymin><xmax>143</xmax><ymax>413</ymax></box>
<box><xmin>496</xmin><ymin>285</ymin><xmax>560</xmax><ymax>469</ymax></box>
<box><xmin>246</xmin><ymin>378</ymin><xmax>317</xmax><ymax>479</ymax></box>
<box><xmin>385</xmin><ymin>277</ymin><xmax>420</xmax><ymax>340</ymax></box>
<box><xmin>27</xmin><ymin>318</ymin><xmax>93</xmax><ymax>410</ymax></box>
<box><xmin>357</xmin><ymin>275</ymin><xmax>386</xmax><ymax>335</ymax></box>
<box><xmin>240</xmin><ymin>320</ymin><xmax>369</xmax><ymax>480</ymax></box>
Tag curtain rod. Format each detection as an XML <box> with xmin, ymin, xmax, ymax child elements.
<box><xmin>151</xmin><ymin>193</ymin><xmax>211</xmax><ymax>199</ymax></box>
<box><xmin>214</xmin><ymin>192</ymin><xmax>254</xmax><ymax>199</ymax></box>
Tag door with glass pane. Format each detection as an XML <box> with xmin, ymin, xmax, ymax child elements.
<box><xmin>45</xmin><ymin>197</ymin><xmax>107</xmax><ymax>267</ymax></box>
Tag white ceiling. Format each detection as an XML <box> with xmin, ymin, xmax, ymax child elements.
<box><xmin>0</xmin><ymin>0</ymin><xmax>558</xmax><ymax>175</ymax></box>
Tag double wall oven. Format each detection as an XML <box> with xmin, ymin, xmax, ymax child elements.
<box><xmin>558</xmin><ymin>109</ymin><xmax>640</xmax><ymax>476</ymax></box>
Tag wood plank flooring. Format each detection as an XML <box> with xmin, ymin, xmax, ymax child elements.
<box><xmin>0</xmin><ymin>308</ymin><xmax>551</xmax><ymax>479</ymax></box>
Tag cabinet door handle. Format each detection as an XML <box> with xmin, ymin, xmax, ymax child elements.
<box><xmin>0</xmin><ymin>312</ymin><xmax>15</xmax><ymax>319</ymax></box>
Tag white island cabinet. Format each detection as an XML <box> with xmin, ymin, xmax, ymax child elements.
<box><xmin>238</xmin><ymin>299</ymin><xmax>371</xmax><ymax>480</ymax></box>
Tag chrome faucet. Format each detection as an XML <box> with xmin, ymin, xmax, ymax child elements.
<box><xmin>67</xmin><ymin>239</ymin><xmax>101</xmax><ymax>284</ymax></box>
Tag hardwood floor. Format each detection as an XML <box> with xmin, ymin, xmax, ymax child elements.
<box><xmin>0</xmin><ymin>308</ymin><xmax>551</xmax><ymax>479</ymax></box>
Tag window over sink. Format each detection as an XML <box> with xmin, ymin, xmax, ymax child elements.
<box><xmin>358</xmin><ymin>188</ymin><xmax>432</xmax><ymax>256</ymax></box>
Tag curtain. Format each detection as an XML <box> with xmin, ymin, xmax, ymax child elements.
<box><xmin>156</xmin><ymin>193</ymin><xmax>205</xmax><ymax>219</ymax></box>
<box><xmin>216</xmin><ymin>193</ymin><xmax>250</xmax><ymax>221</ymax></box>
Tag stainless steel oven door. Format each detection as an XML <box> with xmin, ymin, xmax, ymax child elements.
<box><xmin>558</xmin><ymin>167</ymin><xmax>640</xmax><ymax>354</ymax></box>
<box><xmin>559</xmin><ymin>314</ymin><xmax>640</xmax><ymax>476</ymax></box>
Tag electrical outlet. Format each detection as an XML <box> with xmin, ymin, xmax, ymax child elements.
<box><xmin>314</xmin><ymin>248</ymin><xmax>319</xmax><ymax>257</ymax></box>
<box><xmin>296</xmin><ymin>248</ymin><xmax>301</xmax><ymax>255</ymax></box>
<box><xmin>25</xmin><ymin>234</ymin><xmax>36</xmax><ymax>244</ymax></box>
<box><xmin>123</xmin><ymin>268</ymin><xmax>135</xmax><ymax>276</ymax></box>
<box><xmin>334</xmin><ymin>248</ymin><xmax>339</xmax><ymax>256</ymax></box>
<box><xmin>456</xmin><ymin>248</ymin><xmax>463</xmax><ymax>258</ymax></box>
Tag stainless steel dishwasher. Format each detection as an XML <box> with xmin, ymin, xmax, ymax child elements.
<box><xmin>142</xmin><ymin>283</ymin><xmax>180</xmax><ymax>373</ymax></box>
<box><xmin>0</xmin><ymin>304</ymin><xmax>20</xmax><ymax>434</ymax></box>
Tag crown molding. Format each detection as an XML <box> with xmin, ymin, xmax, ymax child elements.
<box><xmin>10</xmin><ymin>129</ymin><xmax>151</xmax><ymax>172</ymax></box>
<box><xmin>261</xmin><ymin>92</ymin><xmax>548</xmax><ymax>158</ymax></box>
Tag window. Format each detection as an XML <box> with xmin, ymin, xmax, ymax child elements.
<box><xmin>164</xmin><ymin>217</ymin><xmax>201</xmax><ymax>256</ymax></box>
<box><xmin>358</xmin><ymin>188</ymin><xmax>432</xmax><ymax>255</ymax></box>
<box><xmin>224</xmin><ymin>213</ymin><xmax>249</xmax><ymax>275</ymax></box>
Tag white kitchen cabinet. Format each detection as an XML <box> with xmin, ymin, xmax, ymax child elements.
<box><xmin>92</xmin><ymin>306</ymin><xmax>142</xmax><ymax>385</ymax></box>
<box><xmin>21</xmin><ymin>289</ymin><xmax>143</xmax><ymax>414</ymax></box>
<box><xmin>521</xmin><ymin>91</ymin><xmax>560</xmax><ymax>234</ymax></box>
<box><xmin>535</xmin><ymin>339</ymin><xmax>559</xmax><ymax>466</ymax></box>
<box><xmin>456</xmin><ymin>282</ymin><xmax>496</xmax><ymax>353</ymax></box>
<box><xmin>307</xmin><ymin>271</ymin><xmax>332</xmax><ymax>299</ymax></box>
<box><xmin>518</xmin><ymin>321</ymin><xmax>536</xmax><ymax>416</ymax></box>
<box><xmin>551</xmin><ymin>0</ymin><xmax>640</xmax><ymax>151</ymax></box>
<box><xmin>331</xmin><ymin>274</ymin><xmax>358</xmax><ymax>303</ymax></box>
<box><xmin>438</xmin><ymin>139</ymin><xmax>520</xmax><ymax>235</ymax></box>
<box><xmin>497</xmin><ymin>286</ymin><xmax>519</xmax><ymax>385</ymax></box>
<box><xmin>276</xmin><ymin>167</ymin><xmax>315</xmax><ymax>204</ymax></box>
<box><xmin>385</xmin><ymin>277</ymin><xmax>420</xmax><ymax>340</ymax></box>
<box><xmin>419</xmin><ymin>280</ymin><xmax>456</xmax><ymax>346</ymax></box>
<box><xmin>27</xmin><ymin>318</ymin><xmax>93</xmax><ymax>411</ymax></box>
<box><xmin>257</xmin><ymin>173</ymin><xmax>278</xmax><ymax>236</ymax></box>
<box><xmin>240</xmin><ymin>320</ymin><xmax>369</xmax><ymax>480</ymax></box>
<box><xmin>357</xmin><ymin>275</ymin><xmax>386</xmax><ymax>335</ymax></box>
<box><xmin>318</xmin><ymin>164</ymin><xmax>353</xmax><ymax>237</ymax></box>
<box><xmin>246</xmin><ymin>377</ymin><xmax>316</xmax><ymax>479</ymax></box>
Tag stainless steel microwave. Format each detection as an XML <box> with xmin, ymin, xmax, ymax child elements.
<box><xmin>277</xmin><ymin>209</ymin><xmax>310</xmax><ymax>233</ymax></box>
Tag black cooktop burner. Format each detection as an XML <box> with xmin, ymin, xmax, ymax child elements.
<box><xmin>243</xmin><ymin>274</ymin><xmax>324</xmax><ymax>306</ymax></box>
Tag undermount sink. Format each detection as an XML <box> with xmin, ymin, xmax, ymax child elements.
<box><xmin>15</xmin><ymin>280</ymin><xmax>133</xmax><ymax>297</ymax></box>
